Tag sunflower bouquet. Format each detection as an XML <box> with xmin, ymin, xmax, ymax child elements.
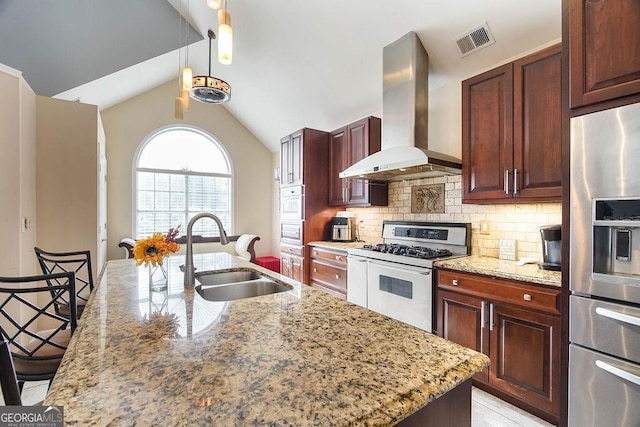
<box><xmin>133</xmin><ymin>226</ymin><xmax>181</xmax><ymax>267</ymax></box>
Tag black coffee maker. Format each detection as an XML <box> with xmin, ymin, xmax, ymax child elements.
<box><xmin>539</xmin><ymin>225</ymin><xmax>561</xmax><ymax>271</ymax></box>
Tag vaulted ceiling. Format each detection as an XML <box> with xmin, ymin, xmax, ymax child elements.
<box><xmin>0</xmin><ymin>0</ymin><xmax>561</xmax><ymax>152</ymax></box>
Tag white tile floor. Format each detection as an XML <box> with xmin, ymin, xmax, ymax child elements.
<box><xmin>9</xmin><ymin>382</ymin><xmax>555</xmax><ymax>426</ymax></box>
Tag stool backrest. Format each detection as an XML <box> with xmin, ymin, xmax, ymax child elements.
<box><xmin>34</xmin><ymin>247</ymin><xmax>94</xmax><ymax>306</ymax></box>
<box><xmin>0</xmin><ymin>273</ymin><xmax>77</xmax><ymax>365</ymax></box>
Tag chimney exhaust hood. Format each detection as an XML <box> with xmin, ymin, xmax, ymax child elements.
<box><xmin>339</xmin><ymin>32</ymin><xmax>462</xmax><ymax>182</ymax></box>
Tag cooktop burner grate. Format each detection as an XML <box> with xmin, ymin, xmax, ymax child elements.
<box><xmin>360</xmin><ymin>243</ymin><xmax>453</xmax><ymax>259</ymax></box>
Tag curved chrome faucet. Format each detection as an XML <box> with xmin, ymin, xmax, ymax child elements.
<box><xmin>183</xmin><ymin>213</ymin><xmax>230</xmax><ymax>288</ymax></box>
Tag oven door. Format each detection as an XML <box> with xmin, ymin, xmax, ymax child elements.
<box><xmin>366</xmin><ymin>259</ymin><xmax>433</xmax><ymax>332</ymax></box>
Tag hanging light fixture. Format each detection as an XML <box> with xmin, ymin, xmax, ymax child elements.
<box><xmin>217</xmin><ymin>0</ymin><xmax>232</xmax><ymax>65</ymax></box>
<box><xmin>181</xmin><ymin>0</ymin><xmax>192</xmax><ymax>111</ymax></box>
<box><xmin>206</xmin><ymin>0</ymin><xmax>221</xmax><ymax>10</ymax></box>
<box><xmin>175</xmin><ymin>0</ymin><xmax>188</xmax><ymax>120</ymax></box>
<box><xmin>190</xmin><ymin>30</ymin><xmax>231</xmax><ymax>103</ymax></box>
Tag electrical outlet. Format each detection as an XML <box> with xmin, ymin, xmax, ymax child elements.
<box><xmin>499</xmin><ymin>239</ymin><xmax>517</xmax><ymax>261</ymax></box>
<box><xmin>479</xmin><ymin>220</ymin><xmax>490</xmax><ymax>235</ymax></box>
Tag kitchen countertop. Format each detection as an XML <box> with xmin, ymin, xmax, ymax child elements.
<box><xmin>308</xmin><ymin>240</ymin><xmax>368</xmax><ymax>250</ymax></box>
<box><xmin>434</xmin><ymin>255</ymin><xmax>561</xmax><ymax>288</ymax></box>
<box><xmin>45</xmin><ymin>253</ymin><xmax>489</xmax><ymax>426</ymax></box>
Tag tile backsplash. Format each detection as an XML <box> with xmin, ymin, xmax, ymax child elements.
<box><xmin>346</xmin><ymin>174</ymin><xmax>562</xmax><ymax>261</ymax></box>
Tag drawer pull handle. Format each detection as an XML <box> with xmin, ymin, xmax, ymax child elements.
<box><xmin>489</xmin><ymin>303</ymin><xmax>495</xmax><ymax>331</ymax></box>
<box><xmin>595</xmin><ymin>307</ymin><xmax>640</xmax><ymax>327</ymax></box>
<box><xmin>452</xmin><ymin>280</ymin><xmax>459</xmax><ymax>286</ymax></box>
<box><xmin>523</xmin><ymin>294</ymin><xmax>531</xmax><ymax>301</ymax></box>
<box><xmin>595</xmin><ymin>360</ymin><xmax>640</xmax><ymax>387</ymax></box>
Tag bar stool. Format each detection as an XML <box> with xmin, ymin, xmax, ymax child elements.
<box><xmin>0</xmin><ymin>339</ymin><xmax>22</xmax><ymax>405</ymax></box>
<box><xmin>34</xmin><ymin>247</ymin><xmax>94</xmax><ymax>318</ymax></box>
<box><xmin>0</xmin><ymin>272</ymin><xmax>77</xmax><ymax>390</ymax></box>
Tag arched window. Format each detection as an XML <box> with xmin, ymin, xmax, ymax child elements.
<box><xmin>135</xmin><ymin>126</ymin><xmax>232</xmax><ymax>239</ymax></box>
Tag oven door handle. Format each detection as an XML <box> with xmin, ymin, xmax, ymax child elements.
<box><xmin>595</xmin><ymin>307</ymin><xmax>640</xmax><ymax>327</ymax></box>
<box><xmin>595</xmin><ymin>360</ymin><xmax>640</xmax><ymax>387</ymax></box>
<box><xmin>366</xmin><ymin>259</ymin><xmax>432</xmax><ymax>275</ymax></box>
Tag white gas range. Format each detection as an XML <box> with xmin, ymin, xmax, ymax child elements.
<box><xmin>347</xmin><ymin>221</ymin><xmax>470</xmax><ymax>332</ymax></box>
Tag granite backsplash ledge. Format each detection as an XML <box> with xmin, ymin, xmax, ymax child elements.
<box><xmin>347</xmin><ymin>174</ymin><xmax>562</xmax><ymax>262</ymax></box>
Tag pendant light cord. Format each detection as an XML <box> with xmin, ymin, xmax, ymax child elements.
<box><xmin>207</xmin><ymin>30</ymin><xmax>216</xmax><ymax>76</ymax></box>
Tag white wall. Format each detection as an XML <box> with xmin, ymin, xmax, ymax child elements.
<box><xmin>102</xmin><ymin>79</ymin><xmax>275</xmax><ymax>261</ymax></box>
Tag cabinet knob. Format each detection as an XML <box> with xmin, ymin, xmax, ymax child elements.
<box><xmin>335</xmin><ymin>274</ymin><xmax>340</xmax><ymax>279</ymax></box>
<box><xmin>313</xmin><ymin>268</ymin><xmax>317</xmax><ymax>272</ymax></box>
<box><xmin>336</xmin><ymin>256</ymin><xmax>342</xmax><ymax>261</ymax></box>
<box><xmin>523</xmin><ymin>293</ymin><xmax>531</xmax><ymax>301</ymax></box>
<box><xmin>452</xmin><ymin>279</ymin><xmax>459</xmax><ymax>286</ymax></box>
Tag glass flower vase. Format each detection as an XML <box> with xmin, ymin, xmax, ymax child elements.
<box><xmin>148</xmin><ymin>263</ymin><xmax>168</xmax><ymax>292</ymax></box>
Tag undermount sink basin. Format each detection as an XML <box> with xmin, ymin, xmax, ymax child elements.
<box><xmin>195</xmin><ymin>270</ymin><xmax>292</xmax><ymax>302</ymax></box>
<box><xmin>196</xmin><ymin>270</ymin><xmax>264</xmax><ymax>287</ymax></box>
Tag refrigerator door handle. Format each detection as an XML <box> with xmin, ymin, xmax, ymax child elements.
<box><xmin>595</xmin><ymin>360</ymin><xmax>640</xmax><ymax>386</ymax></box>
<box><xmin>595</xmin><ymin>307</ymin><xmax>640</xmax><ymax>327</ymax></box>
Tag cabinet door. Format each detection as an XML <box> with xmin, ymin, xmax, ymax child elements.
<box><xmin>290</xmin><ymin>131</ymin><xmax>303</xmax><ymax>186</ymax></box>
<box><xmin>329</xmin><ymin>127</ymin><xmax>348</xmax><ymax>206</ymax></box>
<box><xmin>290</xmin><ymin>255</ymin><xmax>304</xmax><ymax>283</ymax></box>
<box><xmin>569</xmin><ymin>0</ymin><xmax>640</xmax><ymax>108</ymax></box>
<box><xmin>462</xmin><ymin>64</ymin><xmax>514</xmax><ymax>202</ymax></box>
<box><xmin>489</xmin><ymin>303</ymin><xmax>560</xmax><ymax>418</ymax></box>
<box><xmin>280</xmin><ymin>253</ymin><xmax>291</xmax><ymax>278</ymax></box>
<box><xmin>345</xmin><ymin>119</ymin><xmax>370</xmax><ymax>205</ymax></box>
<box><xmin>280</xmin><ymin>135</ymin><xmax>292</xmax><ymax>185</ymax></box>
<box><xmin>513</xmin><ymin>44</ymin><xmax>562</xmax><ymax>200</ymax></box>
<box><xmin>436</xmin><ymin>289</ymin><xmax>490</xmax><ymax>382</ymax></box>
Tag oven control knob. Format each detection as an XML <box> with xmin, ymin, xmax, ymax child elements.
<box><xmin>452</xmin><ymin>280</ymin><xmax>459</xmax><ymax>286</ymax></box>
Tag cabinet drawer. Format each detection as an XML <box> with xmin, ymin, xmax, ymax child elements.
<box><xmin>280</xmin><ymin>222</ymin><xmax>303</xmax><ymax>244</ymax></box>
<box><xmin>280</xmin><ymin>243</ymin><xmax>303</xmax><ymax>256</ymax></box>
<box><xmin>310</xmin><ymin>259</ymin><xmax>347</xmax><ymax>292</ymax></box>
<box><xmin>310</xmin><ymin>247</ymin><xmax>347</xmax><ymax>266</ymax></box>
<box><xmin>437</xmin><ymin>269</ymin><xmax>560</xmax><ymax>315</ymax></box>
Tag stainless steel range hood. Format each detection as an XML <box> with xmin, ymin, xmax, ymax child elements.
<box><xmin>339</xmin><ymin>32</ymin><xmax>461</xmax><ymax>182</ymax></box>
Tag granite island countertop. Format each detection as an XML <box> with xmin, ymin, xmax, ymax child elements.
<box><xmin>45</xmin><ymin>253</ymin><xmax>489</xmax><ymax>426</ymax></box>
<box><xmin>434</xmin><ymin>255</ymin><xmax>561</xmax><ymax>288</ymax></box>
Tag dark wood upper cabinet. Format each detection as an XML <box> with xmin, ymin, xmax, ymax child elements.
<box><xmin>462</xmin><ymin>44</ymin><xmax>562</xmax><ymax>204</ymax></box>
<box><xmin>513</xmin><ymin>44</ymin><xmax>563</xmax><ymax>199</ymax></box>
<box><xmin>568</xmin><ymin>0</ymin><xmax>640</xmax><ymax>108</ymax></box>
<box><xmin>329</xmin><ymin>116</ymin><xmax>387</xmax><ymax>207</ymax></box>
<box><xmin>462</xmin><ymin>64</ymin><xmax>514</xmax><ymax>202</ymax></box>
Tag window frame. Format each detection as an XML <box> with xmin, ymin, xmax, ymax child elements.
<box><xmin>132</xmin><ymin>125</ymin><xmax>234</xmax><ymax>239</ymax></box>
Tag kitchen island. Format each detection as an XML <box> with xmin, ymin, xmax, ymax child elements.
<box><xmin>45</xmin><ymin>253</ymin><xmax>489</xmax><ymax>426</ymax></box>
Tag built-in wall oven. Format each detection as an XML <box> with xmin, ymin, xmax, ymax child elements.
<box><xmin>569</xmin><ymin>102</ymin><xmax>640</xmax><ymax>426</ymax></box>
<box><xmin>347</xmin><ymin>221</ymin><xmax>470</xmax><ymax>332</ymax></box>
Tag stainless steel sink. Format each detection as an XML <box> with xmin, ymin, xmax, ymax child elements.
<box><xmin>195</xmin><ymin>270</ymin><xmax>264</xmax><ymax>287</ymax></box>
<box><xmin>194</xmin><ymin>270</ymin><xmax>292</xmax><ymax>301</ymax></box>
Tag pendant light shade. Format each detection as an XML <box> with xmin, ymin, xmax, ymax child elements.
<box><xmin>175</xmin><ymin>96</ymin><xmax>184</xmax><ymax>120</ymax></box>
<box><xmin>218</xmin><ymin>9</ymin><xmax>233</xmax><ymax>65</ymax></box>
<box><xmin>190</xmin><ymin>30</ymin><xmax>231</xmax><ymax>104</ymax></box>
<box><xmin>206</xmin><ymin>0</ymin><xmax>221</xmax><ymax>10</ymax></box>
<box><xmin>182</xmin><ymin>67</ymin><xmax>193</xmax><ymax>90</ymax></box>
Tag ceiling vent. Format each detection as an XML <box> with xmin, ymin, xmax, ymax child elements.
<box><xmin>455</xmin><ymin>22</ymin><xmax>495</xmax><ymax>57</ymax></box>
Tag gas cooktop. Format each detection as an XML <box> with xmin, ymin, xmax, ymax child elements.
<box><xmin>360</xmin><ymin>243</ymin><xmax>453</xmax><ymax>260</ymax></box>
<box><xmin>348</xmin><ymin>221</ymin><xmax>471</xmax><ymax>268</ymax></box>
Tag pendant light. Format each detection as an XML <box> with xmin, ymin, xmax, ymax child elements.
<box><xmin>190</xmin><ymin>30</ymin><xmax>231</xmax><ymax>103</ymax></box>
<box><xmin>217</xmin><ymin>0</ymin><xmax>232</xmax><ymax>65</ymax></box>
<box><xmin>206</xmin><ymin>0</ymin><xmax>221</xmax><ymax>10</ymax></box>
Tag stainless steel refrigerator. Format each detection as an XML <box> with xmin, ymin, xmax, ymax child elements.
<box><xmin>569</xmin><ymin>101</ymin><xmax>640</xmax><ymax>426</ymax></box>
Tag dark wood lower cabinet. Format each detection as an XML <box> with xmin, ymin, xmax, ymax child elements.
<box><xmin>309</xmin><ymin>246</ymin><xmax>347</xmax><ymax>299</ymax></box>
<box><xmin>436</xmin><ymin>269</ymin><xmax>561</xmax><ymax>425</ymax></box>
